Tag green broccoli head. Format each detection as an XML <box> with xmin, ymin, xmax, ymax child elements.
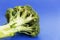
<box><xmin>0</xmin><ymin>5</ymin><xmax>39</xmax><ymax>38</ymax></box>
<box><xmin>5</xmin><ymin>5</ymin><xmax>40</xmax><ymax>37</ymax></box>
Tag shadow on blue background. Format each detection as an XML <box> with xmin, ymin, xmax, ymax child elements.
<box><xmin>0</xmin><ymin>0</ymin><xmax>60</xmax><ymax>40</ymax></box>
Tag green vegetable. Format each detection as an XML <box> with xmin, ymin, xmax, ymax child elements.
<box><xmin>0</xmin><ymin>5</ymin><xmax>40</xmax><ymax>38</ymax></box>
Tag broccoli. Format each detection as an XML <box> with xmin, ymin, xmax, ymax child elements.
<box><xmin>0</xmin><ymin>5</ymin><xmax>40</xmax><ymax>38</ymax></box>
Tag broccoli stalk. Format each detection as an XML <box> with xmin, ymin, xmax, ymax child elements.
<box><xmin>0</xmin><ymin>22</ymin><xmax>32</xmax><ymax>38</ymax></box>
<box><xmin>0</xmin><ymin>5</ymin><xmax>40</xmax><ymax>38</ymax></box>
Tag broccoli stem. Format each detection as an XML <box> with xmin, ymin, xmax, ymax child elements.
<box><xmin>0</xmin><ymin>21</ymin><xmax>15</xmax><ymax>38</ymax></box>
<box><xmin>0</xmin><ymin>21</ymin><xmax>32</xmax><ymax>38</ymax></box>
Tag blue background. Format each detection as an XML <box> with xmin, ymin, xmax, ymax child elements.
<box><xmin>0</xmin><ymin>0</ymin><xmax>59</xmax><ymax>40</ymax></box>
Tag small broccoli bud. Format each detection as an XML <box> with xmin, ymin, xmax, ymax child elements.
<box><xmin>0</xmin><ymin>5</ymin><xmax>40</xmax><ymax>38</ymax></box>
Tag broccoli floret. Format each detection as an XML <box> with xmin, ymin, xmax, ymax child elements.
<box><xmin>0</xmin><ymin>5</ymin><xmax>40</xmax><ymax>38</ymax></box>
